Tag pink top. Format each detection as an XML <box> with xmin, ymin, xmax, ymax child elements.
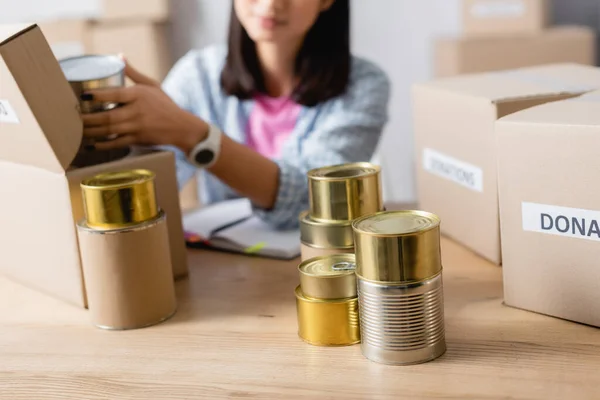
<box><xmin>246</xmin><ymin>93</ymin><xmax>302</xmax><ymax>159</ymax></box>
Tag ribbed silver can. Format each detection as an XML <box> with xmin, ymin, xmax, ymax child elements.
<box><xmin>352</xmin><ymin>210</ymin><xmax>446</xmax><ymax>365</ymax></box>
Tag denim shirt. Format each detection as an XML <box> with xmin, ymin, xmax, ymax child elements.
<box><xmin>161</xmin><ymin>45</ymin><xmax>391</xmax><ymax>229</ymax></box>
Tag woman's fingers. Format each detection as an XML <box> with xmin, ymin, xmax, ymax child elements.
<box><xmin>82</xmin><ymin>104</ymin><xmax>138</xmax><ymax>128</ymax></box>
<box><xmin>124</xmin><ymin>61</ymin><xmax>159</xmax><ymax>87</ymax></box>
<box><xmin>82</xmin><ymin>86</ymin><xmax>137</xmax><ymax>104</ymax></box>
<box><xmin>83</xmin><ymin>120</ymin><xmax>140</xmax><ymax>138</ymax></box>
<box><xmin>92</xmin><ymin>134</ymin><xmax>137</xmax><ymax>151</ymax></box>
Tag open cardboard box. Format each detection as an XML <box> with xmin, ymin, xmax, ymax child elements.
<box><xmin>0</xmin><ymin>23</ymin><xmax>187</xmax><ymax>308</ymax></box>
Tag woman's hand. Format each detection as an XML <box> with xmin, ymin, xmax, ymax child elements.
<box><xmin>81</xmin><ymin>59</ymin><xmax>208</xmax><ymax>153</ymax></box>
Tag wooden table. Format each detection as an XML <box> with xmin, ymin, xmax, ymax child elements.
<box><xmin>1</xmin><ymin>238</ymin><xmax>599</xmax><ymax>399</ymax></box>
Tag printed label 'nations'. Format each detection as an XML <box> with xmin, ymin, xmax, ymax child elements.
<box><xmin>423</xmin><ymin>148</ymin><xmax>483</xmax><ymax>192</ymax></box>
<box><xmin>522</xmin><ymin>202</ymin><xmax>600</xmax><ymax>241</ymax></box>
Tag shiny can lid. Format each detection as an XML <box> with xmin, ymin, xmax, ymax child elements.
<box><xmin>352</xmin><ymin>210</ymin><xmax>440</xmax><ymax>237</ymax></box>
<box><xmin>299</xmin><ymin>211</ymin><xmax>354</xmax><ymax>249</ymax></box>
<box><xmin>298</xmin><ymin>253</ymin><xmax>357</xmax><ymax>300</ymax></box>
<box><xmin>60</xmin><ymin>54</ymin><xmax>125</xmax><ymax>82</ymax></box>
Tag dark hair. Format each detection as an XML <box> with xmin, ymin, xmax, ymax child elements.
<box><xmin>220</xmin><ymin>0</ymin><xmax>351</xmax><ymax>107</ymax></box>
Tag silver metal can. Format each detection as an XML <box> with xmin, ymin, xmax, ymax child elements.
<box><xmin>59</xmin><ymin>54</ymin><xmax>130</xmax><ymax>168</ymax></box>
<box><xmin>352</xmin><ymin>210</ymin><xmax>446</xmax><ymax>365</ymax></box>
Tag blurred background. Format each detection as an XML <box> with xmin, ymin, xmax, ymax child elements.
<box><xmin>1</xmin><ymin>0</ymin><xmax>598</xmax><ymax>205</ymax></box>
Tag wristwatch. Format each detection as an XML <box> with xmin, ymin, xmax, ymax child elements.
<box><xmin>187</xmin><ymin>123</ymin><xmax>223</xmax><ymax>168</ymax></box>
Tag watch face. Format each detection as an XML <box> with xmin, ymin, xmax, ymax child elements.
<box><xmin>195</xmin><ymin>149</ymin><xmax>215</xmax><ymax>165</ymax></box>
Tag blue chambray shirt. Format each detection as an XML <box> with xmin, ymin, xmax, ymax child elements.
<box><xmin>161</xmin><ymin>45</ymin><xmax>391</xmax><ymax>230</ymax></box>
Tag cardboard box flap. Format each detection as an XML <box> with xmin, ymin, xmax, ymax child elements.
<box><xmin>0</xmin><ymin>24</ymin><xmax>82</xmax><ymax>173</ymax></box>
<box><xmin>498</xmin><ymin>89</ymin><xmax>600</xmax><ymax>127</ymax></box>
<box><xmin>417</xmin><ymin>63</ymin><xmax>599</xmax><ymax>104</ymax></box>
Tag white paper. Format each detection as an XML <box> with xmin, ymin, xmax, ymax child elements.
<box><xmin>183</xmin><ymin>198</ymin><xmax>252</xmax><ymax>239</ymax></box>
<box><xmin>470</xmin><ymin>0</ymin><xmax>525</xmax><ymax>19</ymax></box>
<box><xmin>217</xmin><ymin>217</ymin><xmax>300</xmax><ymax>254</ymax></box>
<box><xmin>423</xmin><ymin>148</ymin><xmax>483</xmax><ymax>192</ymax></box>
<box><xmin>0</xmin><ymin>99</ymin><xmax>19</xmax><ymax>124</ymax></box>
<box><xmin>522</xmin><ymin>202</ymin><xmax>600</xmax><ymax>242</ymax></box>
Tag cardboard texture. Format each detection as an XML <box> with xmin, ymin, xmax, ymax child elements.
<box><xmin>77</xmin><ymin>213</ymin><xmax>176</xmax><ymax>330</ymax></box>
<box><xmin>496</xmin><ymin>92</ymin><xmax>600</xmax><ymax>327</ymax></box>
<box><xmin>435</xmin><ymin>26</ymin><xmax>596</xmax><ymax>77</ymax></box>
<box><xmin>39</xmin><ymin>20</ymin><xmax>172</xmax><ymax>82</ymax></box>
<box><xmin>0</xmin><ymin>24</ymin><xmax>186</xmax><ymax>308</ymax></box>
<box><xmin>99</xmin><ymin>0</ymin><xmax>169</xmax><ymax>22</ymax></box>
<box><xmin>412</xmin><ymin>63</ymin><xmax>600</xmax><ymax>264</ymax></box>
<box><xmin>462</xmin><ymin>0</ymin><xmax>549</xmax><ymax>35</ymax></box>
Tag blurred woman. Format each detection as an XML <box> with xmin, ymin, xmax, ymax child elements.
<box><xmin>81</xmin><ymin>0</ymin><xmax>390</xmax><ymax>229</ymax></box>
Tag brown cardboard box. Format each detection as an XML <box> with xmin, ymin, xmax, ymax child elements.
<box><xmin>412</xmin><ymin>63</ymin><xmax>600</xmax><ymax>264</ymax></box>
<box><xmin>435</xmin><ymin>26</ymin><xmax>596</xmax><ymax>77</ymax></box>
<box><xmin>0</xmin><ymin>24</ymin><xmax>187</xmax><ymax>308</ymax></box>
<box><xmin>496</xmin><ymin>91</ymin><xmax>600</xmax><ymax>327</ymax></box>
<box><xmin>89</xmin><ymin>21</ymin><xmax>172</xmax><ymax>82</ymax></box>
<box><xmin>462</xmin><ymin>0</ymin><xmax>549</xmax><ymax>35</ymax></box>
<box><xmin>38</xmin><ymin>20</ymin><xmax>173</xmax><ymax>82</ymax></box>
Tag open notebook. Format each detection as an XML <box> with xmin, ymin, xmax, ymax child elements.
<box><xmin>182</xmin><ymin>198</ymin><xmax>301</xmax><ymax>260</ymax></box>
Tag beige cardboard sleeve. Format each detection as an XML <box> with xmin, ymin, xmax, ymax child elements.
<box><xmin>0</xmin><ymin>24</ymin><xmax>187</xmax><ymax>308</ymax></box>
<box><xmin>462</xmin><ymin>0</ymin><xmax>549</xmax><ymax>36</ymax></box>
<box><xmin>77</xmin><ymin>213</ymin><xmax>177</xmax><ymax>330</ymax></box>
<box><xmin>496</xmin><ymin>92</ymin><xmax>600</xmax><ymax>327</ymax></box>
<box><xmin>435</xmin><ymin>26</ymin><xmax>595</xmax><ymax>78</ymax></box>
<box><xmin>413</xmin><ymin>63</ymin><xmax>600</xmax><ymax>264</ymax></box>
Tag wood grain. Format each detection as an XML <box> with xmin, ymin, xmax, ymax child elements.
<box><xmin>0</xmin><ymin>238</ymin><xmax>599</xmax><ymax>399</ymax></box>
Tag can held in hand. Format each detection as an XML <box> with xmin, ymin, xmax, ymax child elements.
<box><xmin>77</xmin><ymin>169</ymin><xmax>177</xmax><ymax>330</ymax></box>
<box><xmin>299</xmin><ymin>211</ymin><xmax>354</xmax><ymax>261</ymax></box>
<box><xmin>59</xmin><ymin>54</ymin><xmax>130</xmax><ymax>168</ymax></box>
<box><xmin>295</xmin><ymin>254</ymin><xmax>360</xmax><ymax>346</ymax></box>
<box><xmin>352</xmin><ymin>211</ymin><xmax>446</xmax><ymax>365</ymax></box>
<box><xmin>307</xmin><ymin>162</ymin><xmax>383</xmax><ymax>223</ymax></box>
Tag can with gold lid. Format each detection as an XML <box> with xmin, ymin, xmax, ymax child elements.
<box><xmin>77</xmin><ymin>169</ymin><xmax>176</xmax><ymax>330</ymax></box>
<box><xmin>295</xmin><ymin>254</ymin><xmax>360</xmax><ymax>346</ymax></box>
<box><xmin>80</xmin><ymin>169</ymin><xmax>159</xmax><ymax>230</ymax></box>
<box><xmin>298</xmin><ymin>253</ymin><xmax>357</xmax><ymax>300</ymax></box>
<box><xmin>307</xmin><ymin>162</ymin><xmax>383</xmax><ymax>223</ymax></box>
<box><xmin>299</xmin><ymin>211</ymin><xmax>354</xmax><ymax>261</ymax></box>
<box><xmin>352</xmin><ymin>210</ymin><xmax>446</xmax><ymax>365</ymax></box>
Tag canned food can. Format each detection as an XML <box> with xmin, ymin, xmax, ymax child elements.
<box><xmin>307</xmin><ymin>162</ymin><xmax>383</xmax><ymax>222</ymax></box>
<box><xmin>59</xmin><ymin>54</ymin><xmax>129</xmax><ymax>168</ymax></box>
<box><xmin>299</xmin><ymin>210</ymin><xmax>354</xmax><ymax>261</ymax></box>
<box><xmin>298</xmin><ymin>253</ymin><xmax>357</xmax><ymax>300</ymax></box>
<box><xmin>80</xmin><ymin>169</ymin><xmax>159</xmax><ymax>230</ymax></box>
<box><xmin>77</xmin><ymin>169</ymin><xmax>176</xmax><ymax>330</ymax></box>
<box><xmin>352</xmin><ymin>211</ymin><xmax>446</xmax><ymax>365</ymax></box>
<box><xmin>295</xmin><ymin>286</ymin><xmax>360</xmax><ymax>346</ymax></box>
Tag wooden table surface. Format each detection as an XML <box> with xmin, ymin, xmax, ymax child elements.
<box><xmin>1</xmin><ymin>238</ymin><xmax>599</xmax><ymax>399</ymax></box>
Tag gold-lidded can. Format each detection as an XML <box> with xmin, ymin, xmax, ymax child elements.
<box><xmin>295</xmin><ymin>286</ymin><xmax>360</xmax><ymax>347</ymax></box>
<box><xmin>81</xmin><ymin>169</ymin><xmax>159</xmax><ymax>230</ymax></box>
<box><xmin>308</xmin><ymin>162</ymin><xmax>383</xmax><ymax>223</ymax></box>
<box><xmin>352</xmin><ymin>210</ymin><xmax>446</xmax><ymax>365</ymax></box>
<box><xmin>299</xmin><ymin>253</ymin><xmax>357</xmax><ymax>300</ymax></box>
<box><xmin>353</xmin><ymin>210</ymin><xmax>442</xmax><ymax>282</ymax></box>
<box><xmin>299</xmin><ymin>211</ymin><xmax>354</xmax><ymax>261</ymax></box>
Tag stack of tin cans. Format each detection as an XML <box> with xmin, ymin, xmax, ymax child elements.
<box><xmin>299</xmin><ymin>162</ymin><xmax>384</xmax><ymax>261</ymax></box>
<box><xmin>295</xmin><ymin>162</ymin><xmax>447</xmax><ymax>366</ymax></box>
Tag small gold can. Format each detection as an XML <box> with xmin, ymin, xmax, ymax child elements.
<box><xmin>295</xmin><ymin>254</ymin><xmax>360</xmax><ymax>346</ymax></box>
<box><xmin>307</xmin><ymin>162</ymin><xmax>383</xmax><ymax>222</ymax></box>
<box><xmin>295</xmin><ymin>287</ymin><xmax>360</xmax><ymax>346</ymax></box>
<box><xmin>298</xmin><ymin>253</ymin><xmax>357</xmax><ymax>299</ymax></box>
<box><xmin>80</xmin><ymin>169</ymin><xmax>159</xmax><ymax>230</ymax></box>
<box><xmin>299</xmin><ymin>211</ymin><xmax>354</xmax><ymax>261</ymax></box>
<box><xmin>352</xmin><ymin>211</ymin><xmax>446</xmax><ymax>365</ymax></box>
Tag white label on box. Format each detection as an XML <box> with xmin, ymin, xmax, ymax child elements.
<box><xmin>522</xmin><ymin>202</ymin><xmax>600</xmax><ymax>241</ymax></box>
<box><xmin>471</xmin><ymin>0</ymin><xmax>525</xmax><ymax>18</ymax></box>
<box><xmin>0</xmin><ymin>99</ymin><xmax>19</xmax><ymax>124</ymax></box>
<box><xmin>423</xmin><ymin>148</ymin><xmax>483</xmax><ymax>192</ymax></box>
<box><xmin>51</xmin><ymin>42</ymin><xmax>85</xmax><ymax>60</ymax></box>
